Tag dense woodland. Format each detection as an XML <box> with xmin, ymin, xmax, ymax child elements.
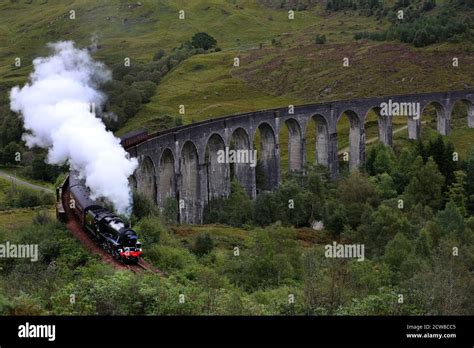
<box><xmin>0</xmin><ymin>137</ymin><xmax>473</xmax><ymax>315</ymax></box>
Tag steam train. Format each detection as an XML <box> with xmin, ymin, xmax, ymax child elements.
<box><xmin>56</xmin><ymin>172</ymin><xmax>142</xmax><ymax>264</ymax></box>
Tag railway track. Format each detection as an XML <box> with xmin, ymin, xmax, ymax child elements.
<box><xmin>125</xmin><ymin>259</ymin><xmax>166</xmax><ymax>276</ymax></box>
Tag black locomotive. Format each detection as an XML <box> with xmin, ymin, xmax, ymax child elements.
<box><xmin>57</xmin><ymin>172</ymin><xmax>142</xmax><ymax>264</ymax></box>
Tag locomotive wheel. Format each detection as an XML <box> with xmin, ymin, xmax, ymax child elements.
<box><xmin>103</xmin><ymin>241</ymin><xmax>111</xmax><ymax>254</ymax></box>
<box><xmin>112</xmin><ymin>248</ymin><xmax>121</xmax><ymax>260</ymax></box>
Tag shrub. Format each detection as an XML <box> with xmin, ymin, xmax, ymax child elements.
<box><xmin>17</xmin><ymin>189</ymin><xmax>41</xmax><ymax>208</ymax></box>
<box><xmin>413</xmin><ymin>29</ymin><xmax>429</xmax><ymax>47</ymax></box>
<box><xmin>132</xmin><ymin>191</ymin><xmax>158</xmax><ymax>220</ymax></box>
<box><xmin>33</xmin><ymin>210</ymin><xmax>52</xmax><ymax>225</ymax></box>
<box><xmin>163</xmin><ymin>196</ymin><xmax>179</xmax><ymax>224</ymax></box>
<box><xmin>204</xmin><ymin>180</ymin><xmax>253</xmax><ymax>227</ymax></box>
<box><xmin>135</xmin><ymin>216</ymin><xmax>167</xmax><ymax>245</ymax></box>
<box><xmin>146</xmin><ymin>245</ymin><xmax>196</xmax><ymax>272</ymax></box>
<box><xmin>153</xmin><ymin>49</ymin><xmax>166</xmax><ymax>61</ymax></box>
<box><xmin>253</xmin><ymin>192</ymin><xmax>281</xmax><ymax>226</ymax></box>
<box><xmin>40</xmin><ymin>192</ymin><xmax>55</xmax><ymax>206</ymax></box>
<box><xmin>191</xmin><ymin>233</ymin><xmax>214</xmax><ymax>256</ymax></box>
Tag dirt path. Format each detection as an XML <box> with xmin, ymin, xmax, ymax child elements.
<box><xmin>337</xmin><ymin>125</ymin><xmax>409</xmax><ymax>155</ymax></box>
<box><xmin>0</xmin><ymin>169</ymin><xmax>53</xmax><ymax>193</ymax></box>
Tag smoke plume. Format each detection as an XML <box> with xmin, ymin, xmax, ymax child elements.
<box><xmin>10</xmin><ymin>41</ymin><xmax>138</xmax><ymax>215</ymax></box>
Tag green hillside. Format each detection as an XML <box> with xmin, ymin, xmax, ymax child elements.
<box><xmin>1</xmin><ymin>0</ymin><xmax>473</xmax><ymax>164</ymax></box>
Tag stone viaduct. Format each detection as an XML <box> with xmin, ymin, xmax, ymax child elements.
<box><xmin>125</xmin><ymin>90</ymin><xmax>474</xmax><ymax>224</ymax></box>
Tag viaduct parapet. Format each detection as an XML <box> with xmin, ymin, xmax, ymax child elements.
<box><xmin>126</xmin><ymin>90</ymin><xmax>474</xmax><ymax>224</ymax></box>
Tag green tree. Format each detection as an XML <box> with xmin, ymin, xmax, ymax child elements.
<box><xmin>465</xmin><ymin>148</ymin><xmax>474</xmax><ymax>214</ymax></box>
<box><xmin>253</xmin><ymin>191</ymin><xmax>281</xmax><ymax>226</ymax></box>
<box><xmin>435</xmin><ymin>201</ymin><xmax>465</xmax><ymax>242</ymax></box>
<box><xmin>356</xmin><ymin>205</ymin><xmax>412</xmax><ymax>257</ymax></box>
<box><xmin>204</xmin><ymin>180</ymin><xmax>253</xmax><ymax>227</ymax></box>
<box><xmin>370</xmin><ymin>173</ymin><xmax>398</xmax><ymax>199</ymax></box>
<box><xmin>447</xmin><ymin>170</ymin><xmax>467</xmax><ymax>216</ymax></box>
<box><xmin>413</xmin><ymin>29</ymin><xmax>429</xmax><ymax>47</ymax></box>
<box><xmin>392</xmin><ymin>148</ymin><xmax>416</xmax><ymax>193</ymax></box>
<box><xmin>119</xmin><ymin>89</ymin><xmax>142</xmax><ymax>118</ymax></box>
<box><xmin>31</xmin><ymin>153</ymin><xmax>63</xmax><ymax>182</ymax></box>
<box><xmin>191</xmin><ymin>233</ymin><xmax>214</xmax><ymax>256</ymax></box>
<box><xmin>337</xmin><ymin>170</ymin><xmax>379</xmax><ymax>228</ymax></box>
<box><xmin>276</xmin><ymin>178</ymin><xmax>313</xmax><ymax>227</ymax></box>
<box><xmin>132</xmin><ymin>191</ymin><xmax>158</xmax><ymax>220</ymax></box>
<box><xmin>415</xmin><ymin>228</ymin><xmax>432</xmax><ymax>258</ymax></box>
<box><xmin>2</xmin><ymin>142</ymin><xmax>22</xmax><ymax>165</ymax></box>
<box><xmin>405</xmin><ymin>156</ymin><xmax>444</xmax><ymax>210</ymax></box>
<box><xmin>365</xmin><ymin>143</ymin><xmax>396</xmax><ymax>176</ymax></box>
<box><xmin>323</xmin><ymin>199</ymin><xmax>348</xmax><ymax>237</ymax></box>
<box><xmin>190</xmin><ymin>32</ymin><xmax>217</xmax><ymax>50</ymax></box>
<box><xmin>383</xmin><ymin>232</ymin><xmax>412</xmax><ymax>272</ymax></box>
<box><xmin>131</xmin><ymin>81</ymin><xmax>157</xmax><ymax>103</ymax></box>
<box><xmin>425</xmin><ymin>136</ymin><xmax>456</xmax><ymax>187</ymax></box>
<box><xmin>0</xmin><ymin>114</ymin><xmax>23</xmax><ymax>147</ymax></box>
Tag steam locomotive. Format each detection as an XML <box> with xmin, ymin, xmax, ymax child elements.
<box><xmin>56</xmin><ymin>172</ymin><xmax>142</xmax><ymax>264</ymax></box>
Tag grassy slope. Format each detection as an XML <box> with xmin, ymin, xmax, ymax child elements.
<box><xmin>0</xmin><ymin>208</ymin><xmax>54</xmax><ymax>234</ymax></box>
<box><xmin>0</xmin><ymin>0</ymin><xmax>473</xmax><ymax>164</ymax></box>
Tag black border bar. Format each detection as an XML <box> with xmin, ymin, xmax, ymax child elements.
<box><xmin>0</xmin><ymin>315</ymin><xmax>473</xmax><ymax>346</ymax></box>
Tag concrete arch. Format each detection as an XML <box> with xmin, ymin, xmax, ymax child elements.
<box><xmin>254</xmin><ymin>122</ymin><xmax>279</xmax><ymax>191</ymax></box>
<box><xmin>451</xmin><ymin>99</ymin><xmax>474</xmax><ymax>129</ymax></box>
<box><xmin>180</xmin><ymin>141</ymin><xmax>199</xmax><ymax>224</ymax></box>
<box><xmin>284</xmin><ymin>118</ymin><xmax>304</xmax><ymax>172</ymax></box>
<box><xmin>420</xmin><ymin>101</ymin><xmax>449</xmax><ymax>136</ymax></box>
<box><xmin>337</xmin><ymin>110</ymin><xmax>364</xmax><ymax>171</ymax></box>
<box><xmin>205</xmin><ymin>133</ymin><xmax>231</xmax><ymax>200</ymax></box>
<box><xmin>158</xmin><ymin>148</ymin><xmax>175</xmax><ymax>205</ymax></box>
<box><xmin>312</xmin><ymin>114</ymin><xmax>330</xmax><ymax>167</ymax></box>
<box><xmin>135</xmin><ymin>155</ymin><xmax>157</xmax><ymax>204</ymax></box>
<box><xmin>229</xmin><ymin>127</ymin><xmax>255</xmax><ymax>198</ymax></box>
<box><xmin>364</xmin><ymin>106</ymin><xmax>392</xmax><ymax>147</ymax></box>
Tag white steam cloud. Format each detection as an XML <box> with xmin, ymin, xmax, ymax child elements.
<box><xmin>10</xmin><ymin>41</ymin><xmax>138</xmax><ymax>215</ymax></box>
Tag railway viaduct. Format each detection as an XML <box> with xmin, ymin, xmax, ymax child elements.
<box><xmin>125</xmin><ymin>90</ymin><xmax>474</xmax><ymax>224</ymax></box>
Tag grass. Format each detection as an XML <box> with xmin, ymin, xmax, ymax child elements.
<box><xmin>118</xmin><ymin>51</ymin><xmax>302</xmax><ymax>134</ymax></box>
<box><xmin>0</xmin><ymin>0</ymin><xmax>368</xmax><ymax>86</ymax></box>
<box><xmin>172</xmin><ymin>223</ymin><xmax>251</xmax><ymax>249</ymax></box>
<box><xmin>172</xmin><ymin>223</ymin><xmax>334</xmax><ymax>251</ymax></box>
<box><xmin>0</xmin><ymin>207</ymin><xmax>54</xmax><ymax>235</ymax></box>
